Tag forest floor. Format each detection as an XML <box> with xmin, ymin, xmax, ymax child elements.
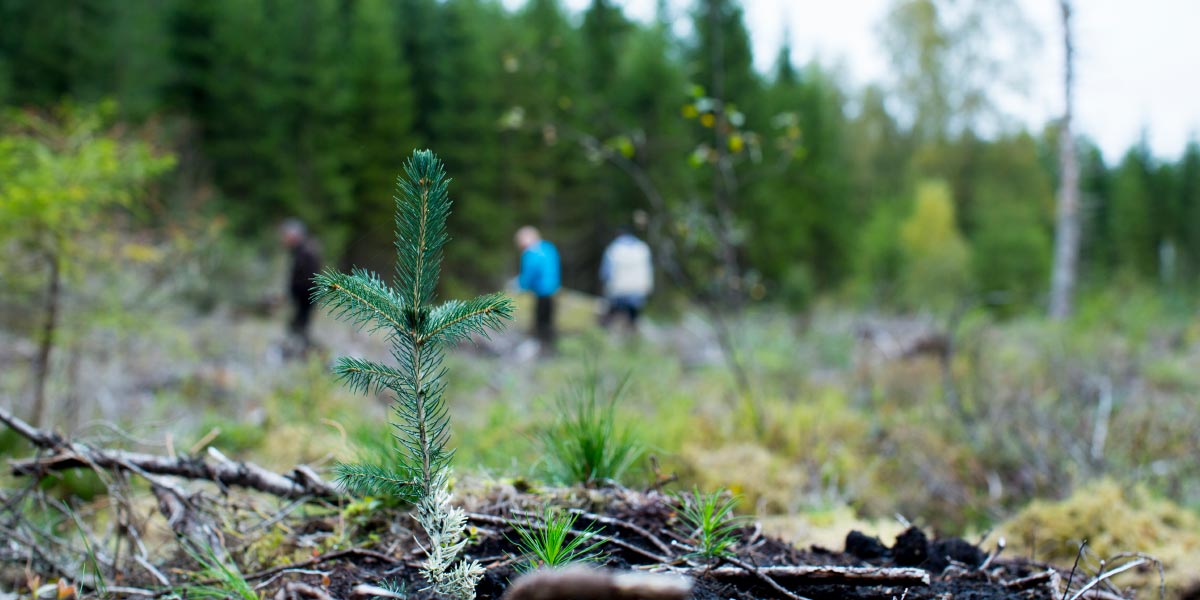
<box><xmin>248</xmin><ymin>486</ymin><xmax>1068</xmax><ymax>600</ymax></box>
<box><xmin>3</xmin><ymin>288</ymin><xmax>1200</xmax><ymax>597</ymax></box>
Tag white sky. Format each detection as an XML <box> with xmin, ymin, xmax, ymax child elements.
<box><xmin>513</xmin><ymin>0</ymin><xmax>1200</xmax><ymax>163</ymax></box>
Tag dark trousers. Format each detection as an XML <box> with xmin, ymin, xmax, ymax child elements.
<box><xmin>534</xmin><ymin>295</ymin><xmax>556</xmax><ymax>349</ymax></box>
<box><xmin>290</xmin><ymin>296</ymin><xmax>314</xmax><ymax>343</ymax></box>
<box><xmin>601</xmin><ymin>299</ymin><xmax>641</xmax><ymax>328</ymax></box>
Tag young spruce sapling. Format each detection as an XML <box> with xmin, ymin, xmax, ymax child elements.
<box><xmin>314</xmin><ymin>150</ymin><xmax>513</xmax><ymax>599</ymax></box>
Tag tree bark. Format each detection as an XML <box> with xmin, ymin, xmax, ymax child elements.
<box><xmin>1049</xmin><ymin>0</ymin><xmax>1079</xmax><ymax>319</ymax></box>
<box><xmin>31</xmin><ymin>252</ymin><xmax>61</xmax><ymax>428</ymax></box>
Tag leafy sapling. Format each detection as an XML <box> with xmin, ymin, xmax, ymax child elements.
<box><xmin>315</xmin><ymin>150</ymin><xmax>513</xmax><ymax>600</ymax></box>
<box><xmin>674</xmin><ymin>487</ymin><xmax>743</xmax><ymax>562</ymax></box>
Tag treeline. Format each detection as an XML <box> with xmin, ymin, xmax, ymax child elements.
<box><xmin>1</xmin><ymin>0</ymin><xmax>1197</xmax><ymax>309</ymax></box>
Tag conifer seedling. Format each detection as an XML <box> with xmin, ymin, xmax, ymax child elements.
<box><xmin>314</xmin><ymin>149</ymin><xmax>513</xmax><ymax>599</ymax></box>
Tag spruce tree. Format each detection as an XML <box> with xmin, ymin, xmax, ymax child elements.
<box><xmin>428</xmin><ymin>0</ymin><xmax>508</xmax><ymax>291</ymax></box>
<box><xmin>343</xmin><ymin>0</ymin><xmax>417</xmax><ymax>273</ymax></box>
<box><xmin>315</xmin><ymin>150</ymin><xmax>513</xmax><ymax>600</ymax></box>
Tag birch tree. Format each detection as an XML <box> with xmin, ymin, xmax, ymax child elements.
<box><xmin>1049</xmin><ymin>0</ymin><xmax>1079</xmax><ymax>319</ymax></box>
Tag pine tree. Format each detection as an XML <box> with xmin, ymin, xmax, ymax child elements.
<box><xmin>749</xmin><ymin>49</ymin><xmax>853</xmax><ymax>294</ymax></box>
<box><xmin>1178</xmin><ymin>142</ymin><xmax>1200</xmax><ymax>276</ymax></box>
<box><xmin>342</xmin><ymin>0</ymin><xmax>418</xmax><ymax>273</ymax></box>
<box><xmin>1110</xmin><ymin>143</ymin><xmax>1158</xmax><ymax>277</ymax></box>
<box><xmin>427</xmin><ymin>0</ymin><xmax>509</xmax><ymax>291</ymax></box>
<box><xmin>315</xmin><ymin>150</ymin><xmax>512</xmax><ymax>600</ymax></box>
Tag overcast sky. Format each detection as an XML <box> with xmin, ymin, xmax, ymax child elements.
<box><xmin>519</xmin><ymin>0</ymin><xmax>1200</xmax><ymax>163</ymax></box>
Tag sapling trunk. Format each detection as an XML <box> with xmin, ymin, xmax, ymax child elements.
<box><xmin>32</xmin><ymin>251</ymin><xmax>60</xmax><ymax>428</ymax></box>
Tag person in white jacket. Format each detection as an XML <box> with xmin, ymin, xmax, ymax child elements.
<box><xmin>599</xmin><ymin>227</ymin><xmax>653</xmax><ymax>330</ymax></box>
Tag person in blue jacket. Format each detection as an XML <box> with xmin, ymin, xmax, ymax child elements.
<box><xmin>515</xmin><ymin>226</ymin><xmax>561</xmax><ymax>352</ymax></box>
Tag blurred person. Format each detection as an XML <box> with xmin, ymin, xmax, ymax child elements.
<box><xmin>514</xmin><ymin>225</ymin><xmax>560</xmax><ymax>354</ymax></box>
<box><xmin>599</xmin><ymin>226</ymin><xmax>653</xmax><ymax>332</ymax></box>
<box><xmin>280</xmin><ymin>218</ymin><xmax>321</xmax><ymax>355</ymax></box>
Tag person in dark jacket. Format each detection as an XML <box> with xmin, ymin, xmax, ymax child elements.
<box><xmin>514</xmin><ymin>225</ymin><xmax>560</xmax><ymax>354</ymax></box>
<box><xmin>281</xmin><ymin>219</ymin><xmax>321</xmax><ymax>352</ymax></box>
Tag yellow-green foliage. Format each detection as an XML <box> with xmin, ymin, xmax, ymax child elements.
<box><xmin>1001</xmin><ymin>480</ymin><xmax>1200</xmax><ymax>596</ymax></box>
<box><xmin>0</xmin><ymin>103</ymin><xmax>174</xmax><ymax>272</ymax></box>
<box><xmin>681</xmin><ymin>388</ymin><xmax>878</xmax><ymax>514</ymax></box>
<box><xmin>899</xmin><ymin>179</ymin><xmax>970</xmax><ymax>310</ymax></box>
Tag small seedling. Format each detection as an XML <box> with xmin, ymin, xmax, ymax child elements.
<box><xmin>675</xmin><ymin>487</ymin><xmax>743</xmax><ymax>562</ymax></box>
<box><xmin>317</xmin><ymin>150</ymin><xmax>513</xmax><ymax>600</ymax></box>
<box><xmin>509</xmin><ymin>508</ymin><xmax>606</xmax><ymax>573</ymax></box>
<box><xmin>539</xmin><ymin>370</ymin><xmax>642</xmax><ymax>486</ymax></box>
<box><xmin>180</xmin><ymin>542</ymin><xmax>256</xmax><ymax>600</ymax></box>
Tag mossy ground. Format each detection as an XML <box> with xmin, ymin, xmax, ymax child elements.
<box><xmin>5</xmin><ymin>276</ymin><xmax>1200</xmax><ymax>595</ymax></box>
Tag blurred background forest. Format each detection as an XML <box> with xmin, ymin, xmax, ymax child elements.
<box><xmin>2</xmin><ymin>0</ymin><xmax>1198</xmax><ymax>301</ymax></box>
<box><xmin>3</xmin><ymin>0</ymin><xmax>1200</xmax><ymax>591</ymax></box>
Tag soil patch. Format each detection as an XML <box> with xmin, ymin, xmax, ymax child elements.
<box><xmin>214</xmin><ymin>488</ymin><xmax>1061</xmax><ymax>600</ymax></box>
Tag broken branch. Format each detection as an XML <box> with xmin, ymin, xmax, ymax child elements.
<box><xmin>1</xmin><ymin>407</ymin><xmax>340</xmax><ymax>501</ymax></box>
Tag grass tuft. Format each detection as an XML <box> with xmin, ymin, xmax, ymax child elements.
<box><xmin>675</xmin><ymin>487</ymin><xmax>743</xmax><ymax>562</ymax></box>
<box><xmin>508</xmin><ymin>508</ymin><xmax>606</xmax><ymax>573</ymax></box>
<box><xmin>538</xmin><ymin>370</ymin><xmax>642</xmax><ymax>486</ymax></box>
<box><xmin>180</xmin><ymin>543</ymin><xmax>256</xmax><ymax>600</ymax></box>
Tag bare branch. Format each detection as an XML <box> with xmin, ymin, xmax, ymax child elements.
<box><xmin>1</xmin><ymin>406</ymin><xmax>341</xmax><ymax>501</ymax></box>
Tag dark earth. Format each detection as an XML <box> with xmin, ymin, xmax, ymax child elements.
<box><xmin>228</xmin><ymin>487</ymin><xmax>1062</xmax><ymax>600</ymax></box>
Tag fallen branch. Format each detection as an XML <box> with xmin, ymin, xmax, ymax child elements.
<box><xmin>352</xmin><ymin>583</ymin><xmax>406</xmax><ymax>599</ymax></box>
<box><xmin>720</xmin><ymin>555</ymin><xmax>811</xmax><ymax>600</ymax></box>
<box><xmin>1</xmin><ymin>407</ymin><xmax>340</xmax><ymax>501</ymax></box>
<box><xmin>698</xmin><ymin>564</ymin><xmax>931</xmax><ymax>587</ymax></box>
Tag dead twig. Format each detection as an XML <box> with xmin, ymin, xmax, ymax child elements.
<box><xmin>696</xmin><ymin>564</ymin><xmax>931</xmax><ymax>587</ymax></box>
<box><xmin>254</xmin><ymin>569</ymin><xmax>331</xmax><ymax>591</ymax></box>
<box><xmin>1</xmin><ymin>406</ymin><xmax>340</xmax><ymax>501</ymax></box>
<box><xmin>274</xmin><ymin>581</ymin><xmax>334</xmax><ymax>600</ymax></box>
<box><xmin>1005</xmin><ymin>570</ymin><xmax>1057</xmax><ymax>591</ymax></box>
<box><xmin>978</xmin><ymin>536</ymin><xmax>1005</xmax><ymax>572</ymax></box>
<box><xmin>720</xmin><ymin>555</ymin><xmax>811</xmax><ymax>600</ymax></box>
<box><xmin>561</xmin><ymin>508</ymin><xmax>675</xmax><ymax>558</ymax></box>
<box><xmin>1067</xmin><ymin>558</ymin><xmax>1147</xmax><ymax>600</ymax></box>
<box><xmin>352</xmin><ymin>583</ymin><xmax>406</xmax><ymax>598</ymax></box>
<box><xmin>105</xmin><ymin>586</ymin><xmax>160</xmax><ymax>597</ymax></box>
<box><xmin>133</xmin><ymin>555</ymin><xmax>171</xmax><ymax>587</ymax></box>
<box><xmin>1102</xmin><ymin>553</ymin><xmax>1165</xmax><ymax>600</ymax></box>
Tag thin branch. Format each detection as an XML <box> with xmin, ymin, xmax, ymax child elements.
<box><xmin>2</xmin><ymin>406</ymin><xmax>341</xmax><ymax>501</ymax></box>
<box><xmin>699</xmin><ymin>563</ymin><xmax>931</xmax><ymax>587</ymax></box>
<box><xmin>565</xmin><ymin>508</ymin><xmax>675</xmax><ymax>558</ymax></box>
<box><xmin>720</xmin><ymin>555</ymin><xmax>811</xmax><ymax>600</ymax></box>
<box><xmin>1067</xmin><ymin>559</ymin><xmax>1146</xmax><ymax>600</ymax></box>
